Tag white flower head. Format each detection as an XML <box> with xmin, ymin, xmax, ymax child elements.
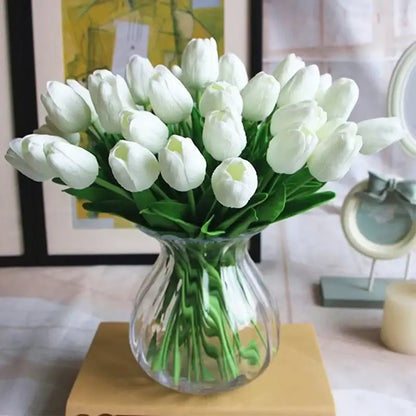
<box><xmin>120</xmin><ymin>109</ymin><xmax>169</xmax><ymax>154</ymax></box>
<box><xmin>199</xmin><ymin>81</ymin><xmax>243</xmax><ymax>117</ymax></box>
<box><xmin>203</xmin><ymin>110</ymin><xmax>247</xmax><ymax>161</ymax></box>
<box><xmin>241</xmin><ymin>72</ymin><xmax>280</xmax><ymax>121</ymax></box>
<box><xmin>267</xmin><ymin>126</ymin><xmax>318</xmax><ymax>174</ymax></box>
<box><xmin>41</xmin><ymin>81</ymin><xmax>91</xmax><ymax>133</ymax></box>
<box><xmin>148</xmin><ymin>65</ymin><xmax>194</xmax><ymax>124</ymax></box>
<box><xmin>109</xmin><ymin>140</ymin><xmax>160</xmax><ymax>192</ymax></box>
<box><xmin>218</xmin><ymin>53</ymin><xmax>248</xmax><ymax>91</ymax></box>
<box><xmin>159</xmin><ymin>135</ymin><xmax>206</xmax><ymax>192</ymax></box>
<box><xmin>181</xmin><ymin>37</ymin><xmax>219</xmax><ymax>89</ymax></box>
<box><xmin>211</xmin><ymin>157</ymin><xmax>258</xmax><ymax>208</ymax></box>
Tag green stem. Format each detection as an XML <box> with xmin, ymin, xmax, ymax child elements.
<box><xmin>152</xmin><ymin>183</ymin><xmax>170</xmax><ymax>200</ymax></box>
<box><xmin>94</xmin><ymin>177</ymin><xmax>133</xmax><ymax>201</ymax></box>
<box><xmin>187</xmin><ymin>190</ymin><xmax>197</xmax><ymax>221</ymax></box>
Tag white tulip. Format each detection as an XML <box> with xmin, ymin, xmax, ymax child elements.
<box><xmin>199</xmin><ymin>81</ymin><xmax>243</xmax><ymax>117</ymax></box>
<box><xmin>20</xmin><ymin>134</ymin><xmax>65</xmax><ymax>180</ymax></box>
<box><xmin>171</xmin><ymin>65</ymin><xmax>182</xmax><ymax>79</ymax></box>
<box><xmin>181</xmin><ymin>37</ymin><xmax>219</xmax><ymax>89</ymax></box>
<box><xmin>159</xmin><ymin>135</ymin><xmax>206</xmax><ymax>192</ymax></box>
<box><xmin>88</xmin><ymin>70</ymin><xmax>135</xmax><ymax>133</ymax></box>
<box><xmin>88</xmin><ymin>69</ymin><xmax>114</xmax><ymax>103</ymax></box>
<box><xmin>126</xmin><ymin>55</ymin><xmax>154</xmax><ymax>105</ymax></box>
<box><xmin>44</xmin><ymin>140</ymin><xmax>99</xmax><ymax>189</ymax></box>
<box><xmin>270</xmin><ymin>100</ymin><xmax>327</xmax><ymax>136</ymax></box>
<box><xmin>316</xmin><ymin>118</ymin><xmax>347</xmax><ymax>141</ymax></box>
<box><xmin>5</xmin><ymin>137</ymin><xmax>53</xmax><ymax>181</ymax></box>
<box><xmin>66</xmin><ymin>79</ymin><xmax>99</xmax><ymax>122</ymax></box>
<box><xmin>120</xmin><ymin>110</ymin><xmax>168</xmax><ymax>154</ymax></box>
<box><xmin>203</xmin><ymin>110</ymin><xmax>246</xmax><ymax>161</ymax></box>
<box><xmin>241</xmin><ymin>72</ymin><xmax>280</xmax><ymax>121</ymax></box>
<box><xmin>308</xmin><ymin>122</ymin><xmax>362</xmax><ymax>182</ymax></box>
<box><xmin>108</xmin><ymin>140</ymin><xmax>160</xmax><ymax>192</ymax></box>
<box><xmin>218</xmin><ymin>53</ymin><xmax>248</xmax><ymax>91</ymax></box>
<box><xmin>277</xmin><ymin>65</ymin><xmax>320</xmax><ymax>107</ymax></box>
<box><xmin>35</xmin><ymin>117</ymin><xmax>81</xmax><ymax>145</ymax></box>
<box><xmin>40</xmin><ymin>81</ymin><xmax>91</xmax><ymax>133</ymax></box>
<box><xmin>320</xmin><ymin>78</ymin><xmax>359</xmax><ymax>120</ymax></box>
<box><xmin>267</xmin><ymin>127</ymin><xmax>318</xmax><ymax>174</ymax></box>
<box><xmin>315</xmin><ymin>73</ymin><xmax>332</xmax><ymax>103</ymax></box>
<box><xmin>148</xmin><ymin>65</ymin><xmax>194</xmax><ymax>124</ymax></box>
<box><xmin>211</xmin><ymin>157</ymin><xmax>257</xmax><ymax>208</ymax></box>
<box><xmin>272</xmin><ymin>53</ymin><xmax>305</xmax><ymax>87</ymax></box>
<box><xmin>358</xmin><ymin>117</ymin><xmax>404</xmax><ymax>155</ymax></box>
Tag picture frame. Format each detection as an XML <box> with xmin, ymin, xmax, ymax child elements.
<box><xmin>387</xmin><ymin>40</ymin><xmax>416</xmax><ymax>158</ymax></box>
<box><xmin>6</xmin><ymin>0</ymin><xmax>261</xmax><ymax>265</ymax></box>
<box><xmin>341</xmin><ymin>179</ymin><xmax>416</xmax><ymax>260</ymax></box>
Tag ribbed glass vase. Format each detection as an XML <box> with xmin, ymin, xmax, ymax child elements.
<box><xmin>129</xmin><ymin>232</ymin><xmax>280</xmax><ymax>395</ymax></box>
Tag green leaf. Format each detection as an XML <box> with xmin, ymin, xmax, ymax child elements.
<box><xmin>288</xmin><ymin>181</ymin><xmax>325</xmax><ymax>200</ymax></box>
<box><xmin>200</xmin><ymin>215</ymin><xmax>226</xmax><ymax>237</ymax></box>
<box><xmin>218</xmin><ymin>192</ymin><xmax>268</xmax><ymax>231</ymax></box>
<box><xmin>277</xmin><ymin>191</ymin><xmax>336</xmax><ymax>221</ymax></box>
<box><xmin>191</xmin><ymin>106</ymin><xmax>203</xmax><ymax>149</ymax></box>
<box><xmin>229</xmin><ymin>208</ymin><xmax>258</xmax><ymax>237</ymax></box>
<box><xmin>52</xmin><ymin>177</ymin><xmax>65</xmax><ymax>186</ymax></box>
<box><xmin>141</xmin><ymin>201</ymin><xmax>199</xmax><ymax>236</ymax></box>
<box><xmin>132</xmin><ymin>189</ymin><xmax>157</xmax><ymax>211</ymax></box>
<box><xmin>83</xmin><ymin>199</ymin><xmax>142</xmax><ymax>224</ymax></box>
<box><xmin>63</xmin><ymin>185</ymin><xmax>115</xmax><ymax>202</ymax></box>
<box><xmin>255</xmin><ymin>183</ymin><xmax>286</xmax><ymax>224</ymax></box>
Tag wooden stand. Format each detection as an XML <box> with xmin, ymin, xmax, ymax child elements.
<box><xmin>66</xmin><ymin>322</ymin><xmax>335</xmax><ymax>416</ymax></box>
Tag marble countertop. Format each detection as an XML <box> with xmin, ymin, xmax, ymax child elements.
<box><xmin>1</xmin><ymin>213</ymin><xmax>415</xmax><ymax>416</ymax></box>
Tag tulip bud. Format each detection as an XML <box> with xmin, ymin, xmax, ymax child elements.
<box><xmin>199</xmin><ymin>81</ymin><xmax>243</xmax><ymax>117</ymax></box>
<box><xmin>211</xmin><ymin>157</ymin><xmax>258</xmax><ymax>208</ymax></box>
<box><xmin>308</xmin><ymin>122</ymin><xmax>362</xmax><ymax>182</ymax></box>
<box><xmin>277</xmin><ymin>65</ymin><xmax>320</xmax><ymax>107</ymax></box>
<box><xmin>148</xmin><ymin>65</ymin><xmax>194</xmax><ymax>124</ymax></box>
<box><xmin>181</xmin><ymin>38</ymin><xmax>219</xmax><ymax>89</ymax></box>
<box><xmin>316</xmin><ymin>118</ymin><xmax>346</xmax><ymax>141</ymax></box>
<box><xmin>241</xmin><ymin>72</ymin><xmax>280</xmax><ymax>121</ymax></box>
<box><xmin>120</xmin><ymin>110</ymin><xmax>169</xmax><ymax>154</ymax></box>
<box><xmin>358</xmin><ymin>117</ymin><xmax>404</xmax><ymax>155</ymax></box>
<box><xmin>267</xmin><ymin>127</ymin><xmax>318</xmax><ymax>174</ymax></box>
<box><xmin>108</xmin><ymin>140</ymin><xmax>160</xmax><ymax>192</ymax></box>
<box><xmin>21</xmin><ymin>134</ymin><xmax>65</xmax><ymax>180</ymax></box>
<box><xmin>35</xmin><ymin>117</ymin><xmax>81</xmax><ymax>145</ymax></box>
<box><xmin>315</xmin><ymin>73</ymin><xmax>332</xmax><ymax>103</ymax></box>
<box><xmin>218</xmin><ymin>53</ymin><xmax>248</xmax><ymax>91</ymax></box>
<box><xmin>203</xmin><ymin>110</ymin><xmax>247</xmax><ymax>161</ymax></box>
<box><xmin>126</xmin><ymin>55</ymin><xmax>154</xmax><ymax>105</ymax></box>
<box><xmin>272</xmin><ymin>53</ymin><xmax>305</xmax><ymax>87</ymax></box>
<box><xmin>40</xmin><ymin>81</ymin><xmax>91</xmax><ymax>133</ymax></box>
<box><xmin>159</xmin><ymin>135</ymin><xmax>206</xmax><ymax>192</ymax></box>
<box><xmin>171</xmin><ymin>65</ymin><xmax>182</xmax><ymax>79</ymax></box>
<box><xmin>44</xmin><ymin>140</ymin><xmax>99</xmax><ymax>189</ymax></box>
<box><xmin>320</xmin><ymin>78</ymin><xmax>359</xmax><ymax>121</ymax></box>
<box><xmin>270</xmin><ymin>100</ymin><xmax>327</xmax><ymax>136</ymax></box>
<box><xmin>66</xmin><ymin>79</ymin><xmax>99</xmax><ymax>122</ymax></box>
<box><xmin>5</xmin><ymin>137</ymin><xmax>52</xmax><ymax>181</ymax></box>
<box><xmin>88</xmin><ymin>71</ymin><xmax>136</xmax><ymax>133</ymax></box>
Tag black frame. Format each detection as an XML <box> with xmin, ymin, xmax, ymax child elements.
<box><xmin>2</xmin><ymin>0</ymin><xmax>262</xmax><ymax>266</ymax></box>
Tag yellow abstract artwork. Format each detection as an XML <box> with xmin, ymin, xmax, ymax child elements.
<box><xmin>61</xmin><ymin>0</ymin><xmax>224</xmax><ymax>229</ymax></box>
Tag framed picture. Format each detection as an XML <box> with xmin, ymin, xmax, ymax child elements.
<box><xmin>0</xmin><ymin>1</ymin><xmax>24</xmax><ymax>264</ymax></box>
<box><xmin>341</xmin><ymin>179</ymin><xmax>416</xmax><ymax>260</ymax></box>
<box><xmin>7</xmin><ymin>0</ymin><xmax>261</xmax><ymax>265</ymax></box>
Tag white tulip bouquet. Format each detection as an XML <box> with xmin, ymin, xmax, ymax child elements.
<box><xmin>5</xmin><ymin>38</ymin><xmax>404</xmax><ymax>389</ymax></box>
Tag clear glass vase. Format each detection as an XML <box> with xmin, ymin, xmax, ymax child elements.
<box><xmin>129</xmin><ymin>232</ymin><xmax>280</xmax><ymax>395</ymax></box>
